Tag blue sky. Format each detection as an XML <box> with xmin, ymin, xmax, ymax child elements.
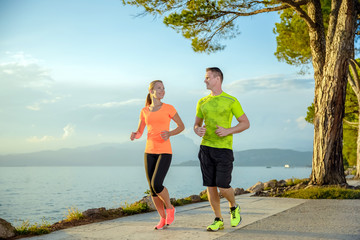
<box><xmin>0</xmin><ymin>0</ymin><xmax>315</xmax><ymax>154</ymax></box>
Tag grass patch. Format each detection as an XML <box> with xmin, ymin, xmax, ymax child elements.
<box><xmin>281</xmin><ymin>186</ymin><xmax>360</xmax><ymax>199</ymax></box>
<box><xmin>122</xmin><ymin>202</ymin><xmax>149</xmax><ymax>215</ymax></box>
<box><xmin>15</xmin><ymin>218</ymin><xmax>51</xmax><ymax>236</ymax></box>
<box><xmin>286</xmin><ymin>178</ymin><xmax>309</xmax><ymax>187</ymax></box>
<box><xmin>64</xmin><ymin>207</ymin><xmax>84</xmax><ymax>222</ymax></box>
<box><xmin>173</xmin><ymin>197</ymin><xmax>193</xmax><ymax>206</ymax></box>
<box><xmin>200</xmin><ymin>192</ymin><xmax>208</xmax><ymax>201</ymax></box>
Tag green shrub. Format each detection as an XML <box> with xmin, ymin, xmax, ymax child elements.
<box><xmin>200</xmin><ymin>192</ymin><xmax>208</xmax><ymax>201</ymax></box>
<box><xmin>15</xmin><ymin>218</ymin><xmax>51</xmax><ymax>235</ymax></box>
<box><xmin>173</xmin><ymin>197</ymin><xmax>193</xmax><ymax>206</ymax></box>
<box><xmin>64</xmin><ymin>207</ymin><xmax>83</xmax><ymax>222</ymax></box>
<box><xmin>281</xmin><ymin>187</ymin><xmax>360</xmax><ymax>199</ymax></box>
<box><xmin>123</xmin><ymin>202</ymin><xmax>149</xmax><ymax>215</ymax></box>
<box><xmin>286</xmin><ymin>178</ymin><xmax>309</xmax><ymax>186</ymax></box>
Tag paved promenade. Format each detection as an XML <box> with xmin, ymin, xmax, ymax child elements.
<box><xmin>25</xmin><ymin>181</ymin><xmax>360</xmax><ymax>240</ymax></box>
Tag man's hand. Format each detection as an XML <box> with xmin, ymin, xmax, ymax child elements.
<box><xmin>215</xmin><ymin>125</ymin><xmax>230</xmax><ymax>137</ymax></box>
<box><xmin>195</xmin><ymin>125</ymin><xmax>206</xmax><ymax>137</ymax></box>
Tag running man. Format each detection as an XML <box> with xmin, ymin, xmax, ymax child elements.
<box><xmin>194</xmin><ymin>67</ymin><xmax>250</xmax><ymax>231</ymax></box>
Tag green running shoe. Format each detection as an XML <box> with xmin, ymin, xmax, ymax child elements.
<box><xmin>230</xmin><ymin>205</ymin><xmax>242</xmax><ymax>227</ymax></box>
<box><xmin>207</xmin><ymin>218</ymin><xmax>224</xmax><ymax>231</ymax></box>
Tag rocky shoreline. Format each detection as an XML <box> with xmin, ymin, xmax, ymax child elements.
<box><xmin>1</xmin><ymin>177</ymin><xmax>359</xmax><ymax>239</ymax></box>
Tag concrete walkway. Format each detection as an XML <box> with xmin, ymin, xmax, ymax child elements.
<box><xmin>25</xmin><ymin>186</ymin><xmax>360</xmax><ymax>240</ymax></box>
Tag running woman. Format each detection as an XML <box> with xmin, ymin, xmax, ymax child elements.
<box><xmin>130</xmin><ymin>80</ymin><xmax>185</xmax><ymax>230</ymax></box>
<box><xmin>194</xmin><ymin>67</ymin><xmax>250</xmax><ymax>231</ymax></box>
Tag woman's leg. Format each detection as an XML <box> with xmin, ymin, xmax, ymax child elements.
<box><xmin>152</xmin><ymin>196</ymin><xmax>166</xmax><ymax>218</ymax></box>
<box><xmin>145</xmin><ymin>153</ymin><xmax>165</xmax><ymax>218</ymax></box>
<box><xmin>156</xmin><ymin>187</ymin><xmax>172</xmax><ymax>209</ymax></box>
<box><xmin>150</xmin><ymin>154</ymin><xmax>175</xmax><ymax>225</ymax></box>
<box><xmin>150</xmin><ymin>154</ymin><xmax>172</xmax><ymax>207</ymax></box>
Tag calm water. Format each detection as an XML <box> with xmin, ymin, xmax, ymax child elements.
<box><xmin>0</xmin><ymin>166</ymin><xmax>311</xmax><ymax>225</ymax></box>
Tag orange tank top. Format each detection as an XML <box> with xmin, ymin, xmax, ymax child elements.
<box><xmin>140</xmin><ymin>103</ymin><xmax>177</xmax><ymax>154</ymax></box>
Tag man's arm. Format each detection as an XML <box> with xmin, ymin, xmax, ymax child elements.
<box><xmin>194</xmin><ymin>116</ymin><xmax>206</xmax><ymax>137</ymax></box>
<box><xmin>215</xmin><ymin>114</ymin><xmax>250</xmax><ymax>137</ymax></box>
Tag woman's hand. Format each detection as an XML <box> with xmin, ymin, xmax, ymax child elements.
<box><xmin>130</xmin><ymin>131</ymin><xmax>141</xmax><ymax>141</ymax></box>
<box><xmin>160</xmin><ymin>130</ymin><xmax>170</xmax><ymax>140</ymax></box>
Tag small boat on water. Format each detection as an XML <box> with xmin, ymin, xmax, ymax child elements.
<box><xmin>284</xmin><ymin>164</ymin><xmax>290</xmax><ymax>168</ymax></box>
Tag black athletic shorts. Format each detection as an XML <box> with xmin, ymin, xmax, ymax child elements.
<box><xmin>198</xmin><ymin>145</ymin><xmax>234</xmax><ymax>188</ymax></box>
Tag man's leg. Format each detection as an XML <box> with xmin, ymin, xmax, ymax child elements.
<box><xmin>207</xmin><ymin>186</ymin><xmax>222</xmax><ymax>218</ymax></box>
<box><xmin>219</xmin><ymin>187</ymin><xmax>236</xmax><ymax>208</ymax></box>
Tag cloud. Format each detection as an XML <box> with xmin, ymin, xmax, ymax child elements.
<box><xmin>296</xmin><ymin>116</ymin><xmax>308</xmax><ymax>129</ymax></box>
<box><xmin>62</xmin><ymin>124</ymin><xmax>75</xmax><ymax>139</ymax></box>
<box><xmin>82</xmin><ymin>99</ymin><xmax>143</xmax><ymax>108</ymax></box>
<box><xmin>0</xmin><ymin>52</ymin><xmax>66</xmax><ymax>111</ymax></box>
<box><xmin>27</xmin><ymin>136</ymin><xmax>56</xmax><ymax>143</ymax></box>
<box><xmin>0</xmin><ymin>52</ymin><xmax>52</xmax><ymax>89</ymax></box>
<box><xmin>225</xmin><ymin>74</ymin><xmax>314</xmax><ymax>94</ymax></box>
<box><xmin>26</xmin><ymin>96</ymin><xmax>67</xmax><ymax>111</ymax></box>
<box><xmin>26</xmin><ymin>124</ymin><xmax>75</xmax><ymax>142</ymax></box>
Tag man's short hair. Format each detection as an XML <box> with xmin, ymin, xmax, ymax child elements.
<box><xmin>206</xmin><ymin>67</ymin><xmax>223</xmax><ymax>82</ymax></box>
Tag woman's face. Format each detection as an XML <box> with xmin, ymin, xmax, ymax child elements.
<box><xmin>151</xmin><ymin>82</ymin><xmax>165</xmax><ymax>100</ymax></box>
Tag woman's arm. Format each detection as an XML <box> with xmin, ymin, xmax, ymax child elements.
<box><xmin>160</xmin><ymin>113</ymin><xmax>185</xmax><ymax>140</ymax></box>
<box><xmin>130</xmin><ymin>118</ymin><xmax>146</xmax><ymax>141</ymax></box>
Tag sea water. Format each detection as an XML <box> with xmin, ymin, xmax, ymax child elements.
<box><xmin>0</xmin><ymin>166</ymin><xmax>311</xmax><ymax>225</ymax></box>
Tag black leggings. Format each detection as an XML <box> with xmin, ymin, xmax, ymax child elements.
<box><xmin>144</xmin><ymin>153</ymin><xmax>172</xmax><ymax>197</ymax></box>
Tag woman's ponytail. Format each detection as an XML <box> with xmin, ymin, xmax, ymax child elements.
<box><xmin>145</xmin><ymin>93</ymin><xmax>152</xmax><ymax>107</ymax></box>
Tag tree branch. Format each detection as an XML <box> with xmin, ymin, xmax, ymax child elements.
<box><xmin>348</xmin><ymin>59</ymin><xmax>360</xmax><ymax>93</ymax></box>
<box><xmin>326</xmin><ymin>0</ymin><xmax>342</xmax><ymax>46</ymax></box>
<box><xmin>344</xmin><ymin>119</ymin><xmax>359</xmax><ymax>128</ymax></box>
<box><xmin>280</xmin><ymin>0</ymin><xmax>315</xmax><ymax>29</ymax></box>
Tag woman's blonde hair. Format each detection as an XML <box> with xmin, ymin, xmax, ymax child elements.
<box><xmin>146</xmin><ymin>80</ymin><xmax>163</xmax><ymax>107</ymax></box>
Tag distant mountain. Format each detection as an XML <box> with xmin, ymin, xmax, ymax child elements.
<box><xmin>0</xmin><ymin>135</ymin><xmax>199</xmax><ymax>167</ymax></box>
<box><xmin>233</xmin><ymin>149</ymin><xmax>312</xmax><ymax>167</ymax></box>
<box><xmin>176</xmin><ymin>149</ymin><xmax>312</xmax><ymax>167</ymax></box>
<box><xmin>0</xmin><ymin>138</ymin><xmax>312</xmax><ymax>167</ymax></box>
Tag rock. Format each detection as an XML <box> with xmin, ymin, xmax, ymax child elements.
<box><xmin>247</xmin><ymin>181</ymin><xmax>264</xmax><ymax>193</ymax></box>
<box><xmin>199</xmin><ymin>189</ymin><xmax>207</xmax><ymax>196</ymax></box>
<box><xmin>107</xmin><ymin>208</ymin><xmax>123</xmax><ymax>217</ymax></box>
<box><xmin>188</xmin><ymin>195</ymin><xmax>201</xmax><ymax>203</ymax></box>
<box><xmin>82</xmin><ymin>208</ymin><xmax>106</xmax><ymax>218</ymax></box>
<box><xmin>0</xmin><ymin>218</ymin><xmax>16</xmax><ymax>239</ymax></box>
<box><xmin>276</xmin><ymin>180</ymin><xmax>287</xmax><ymax>187</ymax></box>
<box><xmin>234</xmin><ymin>188</ymin><xmax>247</xmax><ymax>195</ymax></box>
<box><xmin>264</xmin><ymin>180</ymin><xmax>277</xmax><ymax>189</ymax></box>
<box><xmin>139</xmin><ymin>196</ymin><xmax>157</xmax><ymax>211</ymax></box>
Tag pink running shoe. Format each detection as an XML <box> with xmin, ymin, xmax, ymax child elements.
<box><xmin>166</xmin><ymin>206</ymin><xmax>176</xmax><ymax>226</ymax></box>
<box><xmin>154</xmin><ymin>217</ymin><xmax>166</xmax><ymax>230</ymax></box>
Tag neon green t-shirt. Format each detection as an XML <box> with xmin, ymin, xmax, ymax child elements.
<box><xmin>196</xmin><ymin>92</ymin><xmax>244</xmax><ymax>150</ymax></box>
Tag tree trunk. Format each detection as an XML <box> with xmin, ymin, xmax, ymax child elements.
<box><xmin>309</xmin><ymin>0</ymin><xmax>358</xmax><ymax>185</ymax></box>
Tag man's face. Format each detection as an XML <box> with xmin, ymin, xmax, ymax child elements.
<box><xmin>204</xmin><ymin>71</ymin><xmax>218</xmax><ymax>90</ymax></box>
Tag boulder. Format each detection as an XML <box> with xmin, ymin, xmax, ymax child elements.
<box><xmin>199</xmin><ymin>189</ymin><xmax>207</xmax><ymax>196</ymax></box>
<box><xmin>264</xmin><ymin>180</ymin><xmax>277</xmax><ymax>189</ymax></box>
<box><xmin>276</xmin><ymin>180</ymin><xmax>287</xmax><ymax>187</ymax></box>
<box><xmin>0</xmin><ymin>218</ymin><xmax>16</xmax><ymax>239</ymax></box>
<box><xmin>234</xmin><ymin>188</ymin><xmax>247</xmax><ymax>195</ymax></box>
<box><xmin>188</xmin><ymin>195</ymin><xmax>201</xmax><ymax>203</ymax></box>
<box><xmin>247</xmin><ymin>181</ymin><xmax>264</xmax><ymax>193</ymax></box>
<box><xmin>82</xmin><ymin>207</ymin><xmax>106</xmax><ymax>218</ymax></box>
<box><xmin>139</xmin><ymin>196</ymin><xmax>157</xmax><ymax>211</ymax></box>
